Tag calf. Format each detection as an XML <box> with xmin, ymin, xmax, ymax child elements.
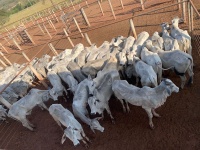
<box><xmin>49</xmin><ymin>104</ymin><xmax>90</xmax><ymax>147</ymax></box>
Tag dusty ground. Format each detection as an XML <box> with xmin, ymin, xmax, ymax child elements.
<box><xmin>0</xmin><ymin>0</ymin><xmax>200</xmax><ymax>149</ymax></box>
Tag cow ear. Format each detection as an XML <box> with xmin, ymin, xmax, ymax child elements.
<box><xmin>88</xmin><ymin>75</ymin><xmax>92</xmax><ymax>80</ymax></box>
<box><xmin>61</xmin><ymin>134</ymin><xmax>67</xmax><ymax>144</ymax></box>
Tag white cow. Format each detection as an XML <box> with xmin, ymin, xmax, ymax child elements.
<box><xmin>88</xmin><ymin>71</ymin><xmax>120</xmax><ymax>122</ymax></box>
<box><xmin>56</xmin><ymin>66</ymin><xmax>78</xmax><ymax>94</ymax></box>
<box><xmin>133</xmin><ymin>57</ymin><xmax>158</xmax><ymax>87</ymax></box>
<box><xmin>49</xmin><ymin>104</ymin><xmax>90</xmax><ymax>147</ymax></box>
<box><xmin>47</xmin><ymin>70</ymin><xmax>68</xmax><ymax>101</ymax></box>
<box><xmin>141</xmin><ymin>47</ymin><xmax>162</xmax><ymax>84</ymax></box>
<box><xmin>112</xmin><ymin>79</ymin><xmax>179</xmax><ymax>129</ymax></box>
<box><xmin>157</xmin><ymin>49</ymin><xmax>194</xmax><ymax>89</ymax></box>
<box><xmin>170</xmin><ymin>17</ymin><xmax>192</xmax><ymax>55</ymax></box>
<box><xmin>72</xmin><ymin>76</ymin><xmax>104</xmax><ymax>133</ymax></box>
<box><xmin>151</xmin><ymin>32</ymin><xmax>164</xmax><ymax>50</ymax></box>
<box><xmin>160</xmin><ymin>22</ymin><xmax>179</xmax><ymax>51</ymax></box>
<box><xmin>67</xmin><ymin>61</ymin><xmax>86</xmax><ymax>82</ymax></box>
<box><xmin>8</xmin><ymin>89</ymin><xmax>52</xmax><ymax>131</ymax></box>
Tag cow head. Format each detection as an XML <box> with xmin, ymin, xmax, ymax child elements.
<box><xmin>86</xmin><ymin>75</ymin><xmax>96</xmax><ymax>95</ymax></box>
<box><xmin>61</xmin><ymin>127</ymin><xmax>81</xmax><ymax>146</ymax></box>
<box><xmin>49</xmin><ymin>89</ymin><xmax>59</xmax><ymax>101</ymax></box>
<box><xmin>162</xmin><ymin>78</ymin><xmax>179</xmax><ymax>95</ymax></box>
<box><xmin>88</xmin><ymin>95</ymin><xmax>103</xmax><ymax>115</ymax></box>
<box><xmin>118</xmin><ymin>51</ymin><xmax>127</xmax><ymax>66</ymax></box>
<box><xmin>90</xmin><ymin>118</ymin><xmax>104</xmax><ymax>133</ymax></box>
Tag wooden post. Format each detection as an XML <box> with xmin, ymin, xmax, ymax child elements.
<box><xmin>63</xmin><ymin>28</ymin><xmax>74</xmax><ymax>47</ymax></box>
<box><xmin>98</xmin><ymin>1</ymin><xmax>104</xmax><ymax>16</ymax></box>
<box><xmin>13</xmin><ymin>38</ymin><xmax>22</xmax><ymax>50</ymax></box>
<box><xmin>80</xmin><ymin>8</ymin><xmax>91</xmax><ymax>27</ymax></box>
<box><xmin>46</xmin><ymin>17</ymin><xmax>54</xmax><ymax>29</ymax></box>
<box><xmin>0</xmin><ymin>51</ymin><xmax>12</xmax><ymax>65</ymax></box>
<box><xmin>190</xmin><ymin>4</ymin><xmax>194</xmax><ymax>32</ymax></box>
<box><xmin>22</xmin><ymin>52</ymin><xmax>30</xmax><ymax>61</ymax></box>
<box><xmin>188</xmin><ymin>2</ymin><xmax>191</xmax><ymax>32</ymax></box>
<box><xmin>24</xmin><ymin>30</ymin><xmax>36</xmax><ymax>45</ymax></box>
<box><xmin>177</xmin><ymin>0</ymin><xmax>181</xmax><ymax>10</ymax></box>
<box><xmin>0</xmin><ymin>43</ymin><xmax>9</xmax><ymax>53</ymax></box>
<box><xmin>0</xmin><ymin>58</ymin><xmax>7</xmax><ymax>67</ymax></box>
<box><xmin>43</xmin><ymin>24</ymin><xmax>52</xmax><ymax>38</ymax></box>
<box><xmin>37</xmin><ymin>22</ymin><xmax>45</xmax><ymax>34</ymax></box>
<box><xmin>108</xmin><ymin>0</ymin><xmax>116</xmax><ymax>20</ymax></box>
<box><xmin>48</xmin><ymin>43</ymin><xmax>59</xmax><ymax>56</ymax></box>
<box><xmin>86</xmin><ymin>0</ymin><xmax>89</xmax><ymax>7</ymax></box>
<box><xmin>52</xmin><ymin>10</ymin><xmax>59</xmax><ymax>22</ymax></box>
<box><xmin>0</xmin><ymin>95</ymin><xmax>11</xmax><ymax>109</ymax></box>
<box><xmin>182</xmin><ymin>0</ymin><xmax>186</xmax><ymax>22</ymax></box>
<box><xmin>28</xmin><ymin>64</ymin><xmax>48</xmax><ymax>89</ymax></box>
<box><xmin>119</xmin><ymin>0</ymin><xmax>124</xmax><ymax>9</ymax></box>
<box><xmin>129</xmin><ymin>19</ymin><xmax>137</xmax><ymax>39</ymax></box>
<box><xmin>50</xmin><ymin>20</ymin><xmax>57</xmax><ymax>31</ymax></box>
<box><xmin>4</xmin><ymin>37</ymin><xmax>11</xmax><ymax>46</ymax></box>
<box><xmin>73</xmin><ymin>17</ymin><xmax>84</xmax><ymax>37</ymax></box>
<box><xmin>140</xmin><ymin>0</ymin><xmax>144</xmax><ymax>10</ymax></box>
<box><xmin>70</xmin><ymin>0</ymin><xmax>76</xmax><ymax>10</ymax></box>
<box><xmin>84</xmin><ymin>33</ymin><xmax>92</xmax><ymax>46</ymax></box>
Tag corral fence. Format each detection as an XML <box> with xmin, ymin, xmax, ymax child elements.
<box><xmin>0</xmin><ymin>0</ymin><xmax>199</xmax><ymax>110</ymax></box>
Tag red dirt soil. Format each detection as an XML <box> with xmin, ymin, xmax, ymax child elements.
<box><xmin>0</xmin><ymin>0</ymin><xmax>200</xmax><ymax>150</ymax></box>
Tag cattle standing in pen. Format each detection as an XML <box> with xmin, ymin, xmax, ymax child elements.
<box><xmin>112</xmin><ymin>79</ymin><xmax>179</xmax><ymax>129</ymax></box>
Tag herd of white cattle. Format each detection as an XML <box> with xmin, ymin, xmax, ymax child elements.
<box><xmin>0</xmin><ymin>17</ymin><xmax>194</xmax><ymax>147</ymax></box>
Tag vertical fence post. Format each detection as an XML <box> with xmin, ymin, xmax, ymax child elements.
<box><xmin>188</xmin><ymin>2</ymin><xmax>191</xmax><ymax>32</ymax></box>
<box><xmin>0</xmin><ymin>51</ymin><xmax>12</xmax><ymax>65</ymax></box>
<box><xmin>63</xmin><ymin>28</ymin><xmax>74</xmax><ymax>47</ymax></box>
<box><xmin>37</xmin><ymin>22</ymin><xmax>45</xmax><ymax>34</ymax></box>
<box><xmin>129</xmin><ymin>19</ymin><xmax>137</xmax><ymax>39</ymax></box>
<box><xmin>48</xmin><ymin>43</ymin><xmax>59</xmax><ymax>56</ymax></box>
<box><xmin>0</xmin><ymin>43</ymin><xmax>9</xmax><ymax>53</ymax></box>
<box><xmin>4</xmin><ymin>37</ymin><xmax>11</xmax><ymax>46</ymax></box>
<box><xmin>108</xmin><ymin>0</ymin><xmax>116</xmax><ymax>20</ymax></box>
<box><xmin>177</xmin><ymin>0</ymin><xmax>181</xmax><ymax>10</ymax></box>
<box><xmin>0</xmin><ymin>58</ymin><xmax>7</xmax><ymax>67</ymax></box>
<box><xmin>43</xmin><ymin>24</ymin><xmax>52</xmax><ymax>38</ymax></box>
<box><xmin>24</xmin><ymin>30</ymin><xmax>36</xmax><ymax>45</ymax></box>
<box><xmin>73</xmin><ymin>17</ymin><xmax>84</xmax><ymax>37</ymax></box>
<box><xmin>98</xmin><ymin>1</ymin><xmax>104</xmax><ymax>16</ymax></box>
<box><xmin>28</xmin><ymin>64</ymin><xmax>49</xmax><ymax>89</ymax></box>
<box><xmin>52</xmin><ymin>10</ymin><xmax>59</xmax><ymax>22</ymax></box>
<box><xmin>22</xmin><ymin>52</ymin><xmax>30</xmax><ymax>61</ymax></box>
<box><xmin>190</xmin><ymin>4</ymin><xmax>194</xmax><ymax>32</ymax></box>
<box><xmin>84</xmin><ymin>33</ymin><xmax>92</xmax><ymax>46</ymax></box>
<box><xmin>70</xmin><ymin>0</ymin><xmax>76</xmax><ymax>10</ymax></box>
<box><xmin>80</xmin><ymin>8</ymin><xmax>91</xmax><ymax>27</ymax></box>
<box><xmin>119</xmin><ymin>0</ymin><xmax>124</xmax><ymax>9</ymax></box>
<box><xmin>13</xmin><ymin>38</ymin><xmax>22</xmax><ymax>50</ymax></box>
<box><xmin>182</xmin><ymin>0</ymin><xmax>186</xmax><ymax>22</ymax></box>
<box><xmin>140</xmin><ymin>0</ymin><xmax>145</xmax><ymax>10</ymax></box>
<box><xmin>86</xmin><ymin>0</ymin><xmax>89</xmax><ymax>7</ymax></box>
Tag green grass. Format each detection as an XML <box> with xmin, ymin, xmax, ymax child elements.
<box><xmin>2</xmin><ymin>0</ymin><xmax>81</xmax><ymax>30</ymax></box>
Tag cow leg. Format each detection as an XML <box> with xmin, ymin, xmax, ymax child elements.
<box><xmin>125</xmin><ymin>100</ymin><xmax>130</xmax><ymax>113</ymax></box>
<box><xmin>51</xmin><ymin>114</ymin><xmax>63</xmax><ymax>130</ymax></box>
<box><xmin>27</xmin><ymin>119</ymin><xmax>36</xmax><ymax>128</ymax></box>
<box><xmin>151</xmin><ymin>109</ymin><xmax>161</xmax><ymax>118</ymax></box>
<box><xmin>20</xmin><ymin>118</ymin><xmax>34</xmax><ymax>131</ymax></box>
<box><xmin>81</xmin><ymin>130</ymin><xmax>91</xmax><ymax>143</ymax></box>
<box><xmin>105</xmin><ymin>104</ymin><xmax>115</xmax><ymax>123</ymax></box>
<box><xmin>136</xmin><ymin>77</ymin><xmax>139</xmax><ymax>86</ymax></box>
<box><xmin>117</xmin><ymin>98</ymin><xmax>126</xmax><ymax>113</ymax></box>
<box><xmin>144</xmin><ymin>108</ymin><xmax>154</xmax><ymax>129</ymax></box>
<box><xmin>187</xmin><ymin>67</ymin><xmax>194</xmax><ymax>85</ymax></box>
<box><xmin>180</xmin><ymin>75</ymin><xmax>186</xmax><ymax>89</ymax></box>
<box><xmin>39</xmin><ymin>102</ymin><xmax>48</xmax><ymax>111</ymax></box>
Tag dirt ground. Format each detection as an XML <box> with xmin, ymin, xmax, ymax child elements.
<box><xmin>0</xmin><ymin>0</ymin><xmax>200</xmax><ymax>150</ymax></box>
